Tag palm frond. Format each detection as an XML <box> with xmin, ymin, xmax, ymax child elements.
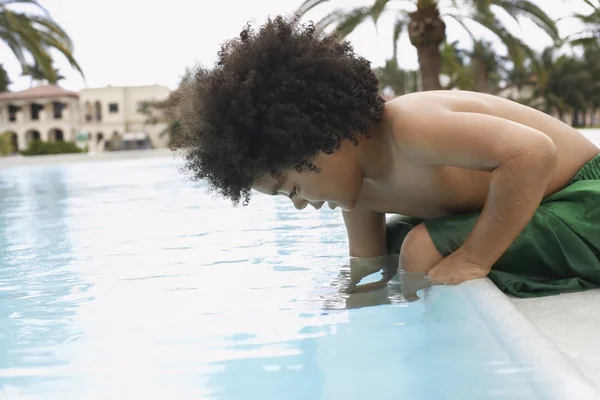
<box><xmin>443</xmin><ymin>12</ymin><xmax>477</xmax><ymax>42</ymax></box>
<box><xmin>27</xmin><ymin>14</ymin><xmax>74</xmax><ymax>49</ymax></box>
<box><xmin>491</xmin><ymin>0</ymin><xmax>559</xmax><ymax>41</ymax></box>
<box><xmin>570</xmin><ymin>37</ymin><xmax>600</xmax><ymax>48</ymax></box>
<box><xmin>3</xmin><ymin>10</ymin><xmax>55</xmax><ymax>81</ymax></box>
<box><xmin>0</xmin><ymin>30</ymin><xmax>27</xmax><ymax>66</ymax></box>
<box><xmin>333</xmin><ymin>7</ymin><xmax>372</xmax><ymax>39</ymax></box>
<box><xmin>465</xmin><ymin>0</ymin><xmax>493</xmax><ymax>14</ymax></box>
<box><xmin>0</xmin><ymin>3</ymin><xmax>83</xmax><ymax>81</ymax></box>
<box><xmin>371</xmin><ymin>0</ymin><xmax>393</xmax><ymax>25</ymax></box>
<box><xmin>314</xmin><ymin>9</ymin><xmax>344</xmax><ymax>34</ymax></box>
<box><xmin>392</xmin><ymin>17</ymin><xmax>406</xmax><ymax>60</ymax></box>
<box><xmin>0</xmin><ymin>0</ymin><xmax>50</xmax><ymax>16</ymax></box>
<box><xmin>38</xmin><ymin>30</ymin><xmax>83</xmax><ymax>76</ymax></box>
<box><xmin>296</xmin><ymin>0</ymin><xmax>331</xmax><ymax>17</ymax></box>
<box><xmin>581</xmin><ymin>0</ymin><xmax>599</xmax><ymax>11</ymax></box>
<box><xmin>471</xmin><ymin>11</ymin><xmax>525</xmax><ymax>69</ymax></box>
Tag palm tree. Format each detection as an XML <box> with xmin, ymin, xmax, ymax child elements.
<box><xmin>373</xmin><ymin>58</ymin><xmax>420</xmax><ymax>95</ymax></box>
<box><xmin>296</xmin><ymin>0</ymin><xmax>559</xmax><ymax>91</ymax></box>
<box><xmin>0</xmin><ymin>63</ymin><xmax>11</xmax><ymax>91</ymax></box>
<box><xmin>0</xmin><ymin>0</ymin><xmax>83</xmax><ymax>83</ymax></box>
<box><xmin>527</xmin><ymin>47</ymin><xmax>571</xmax><ymax>120</ymax></box>
<box><xmin>568</xmin><ymin>0</ymin><xmax>599</xmax><ymax>49</ymax></box>
<box><xmin>441</xmin><ymin>39</ymin><xmax>507</xmax><ymax>92</ymax></box>
<box><xmin>22</xmin><ymin>62</ymin><xmax>65</xmax><ymax>86</ymax></box>
<box><xmin>439</xmin><ymin>40</ymin><xmax>474</xmax><ymax>90</ymax></box>
<box><xmin>528</xmin><ymin>47</ymin><xmax>600</xmax><ymax>126</ymax></box>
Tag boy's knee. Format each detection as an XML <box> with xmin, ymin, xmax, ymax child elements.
<box><xmin>400</xmin><ymin>223</ymin><xmax>443</xmax><ymax>273</ymax></box>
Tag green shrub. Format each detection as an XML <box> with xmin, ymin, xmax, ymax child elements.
<box><xmin>0</xmin><ymin>131</ymin><xmax>14</xmax><ymax>156</ymax></box>
<box><xmin>21</xmin><ymin>140</ymin><xmax>84</xmax><ymax>156</ymax></box>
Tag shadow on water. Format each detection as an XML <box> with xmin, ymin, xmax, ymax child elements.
<box><xmin>0</xmin><ymin>165</ymin><xmax>88</xmax><ymax>391</ymax></box>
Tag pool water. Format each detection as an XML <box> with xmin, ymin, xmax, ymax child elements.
<box><xmin>0</xmin><ymin>155</ymin><xmax>592</xmax><ymax>399</ymax></box>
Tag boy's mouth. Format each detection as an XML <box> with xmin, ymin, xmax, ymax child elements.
<box><xmin>328</xmin><ymin>202</ymin><xmax>338</xmax><ymax>210</ymax></box>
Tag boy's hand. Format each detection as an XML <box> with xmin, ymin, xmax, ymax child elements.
<box><xmin>428</xmin><ymin>249</ymin><xmax>491</xmax><ymax>284</ymax></box>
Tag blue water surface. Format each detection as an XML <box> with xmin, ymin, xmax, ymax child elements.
<box><xmin>0</xmin><ymin>155</ymin><xmax>556</xmax><ymax>399</ymax></box>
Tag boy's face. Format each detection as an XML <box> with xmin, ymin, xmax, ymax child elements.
<box><xmin>252</xmin><ymin>151</ymin><xmax>363</xmax><ymax>211</ymax></box>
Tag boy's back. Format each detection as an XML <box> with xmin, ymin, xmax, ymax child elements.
<box><xmin>358</xmin><ymin>90</ymin><xmax>600</xmax><ymax>220</ymax></box>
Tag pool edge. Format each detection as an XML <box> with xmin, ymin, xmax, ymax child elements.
<box><xmin>459</xmin><ymin>279</ymin><xmax>600</xmax><ymax>400</ymax></box>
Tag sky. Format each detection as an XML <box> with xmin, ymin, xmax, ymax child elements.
<box><xmin>0</xmin><ymin>0</ymin><xmax>592</xmax><ymax>93</ymax></box>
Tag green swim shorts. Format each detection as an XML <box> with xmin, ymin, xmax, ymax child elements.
<box><xmin>386</xmin><ymin>153</ymin><xmax>600</xmax><ymax>298</ymax></box>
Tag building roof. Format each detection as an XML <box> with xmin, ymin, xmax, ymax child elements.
<box><xmin>0</xmin><ymin>84</ymin><xmax>79</xmax><ymax>102</ymax></box>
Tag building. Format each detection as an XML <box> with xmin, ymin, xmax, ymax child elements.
<box><xmin>0</xmin><ymin>84</ymin><xmax>170</xmax><ymax>152</ymax></box>
<box><xmin>0</xmin><ymin>85</ymin><xmax>80</xmax><ymax>151</ymax></box>
<box><xmin>80</xmin><ymin>85</ymin><xmax>171</xmax><ymax>152</ymax></box>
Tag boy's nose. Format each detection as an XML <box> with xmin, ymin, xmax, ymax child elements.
<box><xmin>310</xmin><ymin>201</ymin><xmax>324</xmax><ymax>210</ymax></box>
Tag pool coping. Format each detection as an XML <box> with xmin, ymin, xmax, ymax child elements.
<box><xmin>458</xmin><ymin>278</ymin><xmax>599</xmax><ymax>399</ymax></box>
<box><xmin>0</xmin><ymin>148</ymin><xmax>173</xmax><ymax>168</ymax></box>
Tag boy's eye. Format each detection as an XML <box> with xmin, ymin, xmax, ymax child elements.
<box><xmin>288</xmin><ymin>187</ymin><xmax>297</xmax><ymax>199</ymax></box>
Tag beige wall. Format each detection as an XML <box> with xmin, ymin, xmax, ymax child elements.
<box><xmin>79</xmin><ymin>85</ymin><xmax>171</xmax><ymax>149</ymax></box>
<box><xmin>0</xmin><ymin>96</ymin><xmax>80</xmax><ymax>150</ymax></box>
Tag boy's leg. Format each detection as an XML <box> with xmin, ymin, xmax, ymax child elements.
<box><xmin>385</xmin><ymin>214</ymin><xmax>424</xmax><ymax>255</ymax></box>
<box><xmin>386</xmin><ymin>195</ymin><xmax>600</xmax><ymax>298</ymax></box>
<box><xmin>422</xmin><ymin>195</ymin><xmax>600</xmax><ymax>297</ymax></box>
<box><xmin>398</xmin><ymin>223</ymin><xmax>443</xmax><ymax>273</ymax></box>
<box><xmin>385</xmin><ymin>214</ymin><xmax>444</xmax><ymax>274</ymax></box>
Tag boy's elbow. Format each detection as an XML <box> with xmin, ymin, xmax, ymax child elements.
<box><xmin>506</xmin><ymin>134</ymin><xmax>558</xmax><ymax>171</ymax></box>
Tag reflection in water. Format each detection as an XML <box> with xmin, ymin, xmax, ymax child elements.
<box><xmin>0</xmin><ymin>166</ymin><xmax>86</xmax><ymax>391</ymax></box>
<box><xmin>318</xmin><ymin>255</ymin><xmax>433</xmax><ymax>309</ymax></box>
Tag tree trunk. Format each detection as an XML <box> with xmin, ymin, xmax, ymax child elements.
<box><xmin>408</xmin><ymin>4</ymin><xmax>445</xmax><ymax>92</ymax></box>
<box><xmin>473</xmin><ymin>58</ymin><xmax>489</xmax><ymax>93</ymax></box>
<box><xmin>573</xmin><ymin>109</ymin><xmax>581</xmax><ymax>127</ymax></box>
<box><xmin>416</xmin><ymin>44</ymin><xmax>442</xmax><ymax>90</ymax></box>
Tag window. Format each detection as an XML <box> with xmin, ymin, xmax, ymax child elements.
<box><xmin>109</xmin><ymin>103</ymin><xmax>119</xmax><ymax>113</ymax></box>
<box><xmin>53</xmin><ymin>102</ymin><xmax>65</xmax><ymax>119</ymax></box>
<box><xmin>30</xmin><ymin>103</ymin><xmax>43</xmax><ymax>120</ymax></box>
<box><xmin>8</xmin><ymin>105</ymin><xmax>19</xmax><ymax>122</ymax></box>
<box><xmin>85</xmin><ymin>102</ymin><xmax>93</xmax><ymax>122</ymax></box>
<box><xmin>95</xmin><ymin>101</ymin><xmax>102</xmax><ymax>121</ymax></box>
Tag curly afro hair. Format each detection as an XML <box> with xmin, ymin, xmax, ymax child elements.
<box><xmin>173</xmin><ymin>14</ymin><xmax>385</xmax><ymax>205</ymax></box>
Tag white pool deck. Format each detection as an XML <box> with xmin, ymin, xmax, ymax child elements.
<box><xmin>1</xmin><ymin>130</ymin><xmax>600</xmax><ymax>397</ymax></box>
<box><xmin>509</xmin><ymin>129</ymin><xmax>600</xmax><ymax>394</ymax></box>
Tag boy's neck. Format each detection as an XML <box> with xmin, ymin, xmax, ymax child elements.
<box><xmin>355</xmin><ymin>121</ymin><xmax>393</xmax><ymax>181</ymax></box>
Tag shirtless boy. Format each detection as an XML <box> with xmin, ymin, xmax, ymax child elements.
<box><xmin>173</xmin><ymin>16</ymin><xmax>600</xmax><ymax>297</ymax></box>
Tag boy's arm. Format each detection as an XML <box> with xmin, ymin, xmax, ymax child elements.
<box><xmin>392</xmin><ymin>104</ymin><xmax>557</xmax><ymax>278</ymax></box>
<box><xmin>341</xmin><ymin>208</ymin><xmax>391</xmax><ymax>293</ymax></box>
<box><xmin>342</xmin><ymin>208</ymin><xmax>387</xmax><ymax>258</ymax></box>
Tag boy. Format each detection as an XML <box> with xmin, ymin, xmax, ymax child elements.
<box><xmin>173</xmin><ymin>15</ymin><xmax>600</xmax><ymax>297</ymax></box>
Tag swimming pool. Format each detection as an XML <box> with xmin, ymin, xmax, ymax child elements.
<box><xmin>0</xmin><ymin>154</ymin><xmax>598</xmax><ymax>399</ymax></box>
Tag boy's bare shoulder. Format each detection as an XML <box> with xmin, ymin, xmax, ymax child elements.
<box><xmin>383</xmin><ymin>90</ymin><xmax>498</xmax><ymax>122</ymax></box>
<box><xmin>381</xmin><ymin>92</ymin><xmax>460</xmax><ymax>148</ymax></box>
